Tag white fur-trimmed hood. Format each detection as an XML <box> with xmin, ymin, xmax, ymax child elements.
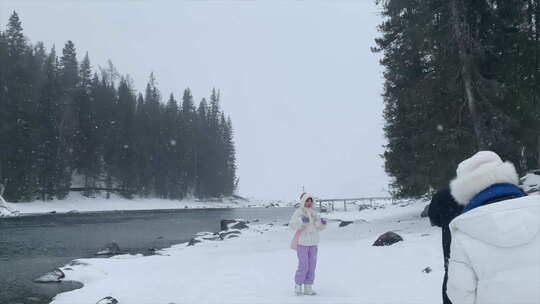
<box><xmin>450</xmin><ymin>151</ymin><xmax>519</xmax><ymax>206</ymax></box>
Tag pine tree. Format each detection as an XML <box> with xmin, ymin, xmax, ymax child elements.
<box><xmin>375</xmin><ymin>0</ymin><xmax>540</xmax><ymax>197</ymax></box>
<box><xmin>74</xmin><ymin>52</ymin><xmax>101</xmax><ymax>196</ymax></box>
<box><xmin>2</xmin><ymin>11</ymin><xmax>38</xmax><ymax>201</ymax></box>
<box><xmin>35</xmin><ymin>47</ymin><xmax>62</xmax><ymax>200</ymax></box>
<box><xmin>0</xmin><ymin>12</ymin><xmax>239</xmax><ymax>201</ymax></box>
<box><xmin>180</xmin><ymin>88</ymin><xmax>197</xmax><ymax>196</ymax></box>
<box><xmin>115</xmin><ymin>76</ymin><xmax>137</xmax><ymax>196</ymax></box>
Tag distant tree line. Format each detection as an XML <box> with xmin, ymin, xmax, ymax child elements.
<box><xmin>0</xmin><ymin>12</ymin><xmax>237</xmax><ymax>202</ymax></box>
<box><xmin>374</xmin><ymin>0</ymin><xmax>539</xmax><ymax>197</ymax></box>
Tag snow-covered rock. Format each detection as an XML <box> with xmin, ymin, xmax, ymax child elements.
<box><xmin>219</xmin><ymin>230</ymin><xmax>241</xmax><ymax>240</ymax></box>
<box><xmin>96</xmin><ymin>296</ymin><xmax>118</xmax><ymax>304</ymax></box>
<box><xmin>373</xmin><ymin>231</ymin><xmax>403</xmax><ymax>246</ymax></box>
<box><xmin>95</xmin><ymin>242</ymin><xmax>122</xmax><ymax>256</ymax></box>
<box><xmin>0</xmin><ymin>194</ymin><xmax>16</xmax><ymax>217</ymax></box>
<box><xmin>187</xmin><ymin>238</ymin><xmax>202</xmax><ymax>246</ymax></box>
<box><xmin>221</xmin><ymin>219</ymin><xmax>249</xmax><ymax>231</ymax></box>
<box><xmin>34</xmin><ymin>268</ymin><xmax>65</xmax><ymax>283</ymax></box>
<box><xmin>520</xmin><ymin>171</ymin><xmax>540</xmax><ymax>195</ymax></box>
<box><xmin>339</xmin><ymin>220</ymin><xmax>354</xmax><ymax>227</ymax></box>
<box><xmin>230</xmin><ymin>221</ymin><xmax>249</xmax><ymax>230</ymax></box>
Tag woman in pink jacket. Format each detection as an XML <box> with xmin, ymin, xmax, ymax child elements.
<box><xmin>289</xmin><ymin>192</ymin><xmax>327</xmax><ymax>296</ymax></box>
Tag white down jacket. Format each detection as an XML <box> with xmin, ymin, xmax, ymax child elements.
<box><xmin>289</xmin><ymin>194</ymin><xmax>326</xmax><ymax>246</ymax></box>
<box><xmin>447</xmin><ymin>196</ymin><xmax>540</xmax><ymax>304</ymax></box>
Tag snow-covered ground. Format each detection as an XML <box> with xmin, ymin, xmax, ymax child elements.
<box><xmin>1</xmin><ymin>193</ymin><xmax>294</xmax><ymax>217</ymax></box>
<box><xmin>49</xmin><ymin>200</ymin><xmax>444</xmax><ymax>304</ymax></box>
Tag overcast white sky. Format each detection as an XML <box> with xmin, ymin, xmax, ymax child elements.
<box><xmin>1</xmin><ymin>0</ymin><xmax>388</xmax><ymax>201</ymax></box>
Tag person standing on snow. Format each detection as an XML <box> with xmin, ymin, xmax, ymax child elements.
<box><xmin>428</xmin><ymin>188</ymin><xmax>463</xmax><ymax>304</ymax></box>
<box><xmin>447</xmin><ymin>151</ymin><xmax>540</xmax><ymax>304</ymax></box>
<box><xmin>289</xmin><ymin>192</ymin><xmax>327</xmax><ymax>296</ymax></box>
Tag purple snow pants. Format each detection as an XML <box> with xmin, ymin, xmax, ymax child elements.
<box><xmin>295</xmin><ymin>245</ymin><xmax>318</xmax><ymax>285</ymax></box>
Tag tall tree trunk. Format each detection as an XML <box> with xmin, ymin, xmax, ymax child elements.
<box><xmin>535</xmin><ymin>0</ymin><xmax>540</xmax><ymax>168</ymax></box>
<box><xmin>537</xmin><ymin>131</ymin><xmax>540</xmax><ymax>168</ymax></box>
<box><xmin>450</xmin><ymin>0</ymin><xmax>486</xmax><ymax>150</ymax></box>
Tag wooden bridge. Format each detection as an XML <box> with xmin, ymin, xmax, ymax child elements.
<box><xmin>315</xmin><ymin>196</ymin><xmax>394</xmax><ymax>212</ymax></box>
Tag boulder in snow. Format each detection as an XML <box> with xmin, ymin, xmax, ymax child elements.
<box><xmin>34</xmin><ymin>268</ymin><xmax>65</xmax><ymax>283</ymax></box>
<box><xmin>69</xmin><ymin>260</ymin><xmax>89</xmax><ymax>266</ymax></box>
<box><xmin>96</xmin><ymin>296</ymin><xmax>118</xmax><ymax>304</ymax></box>
<box><xmin>372</xmin><ymin>231</ymin><xmax>403</xmax><ymax>246</ymax></box>
<box><xmin>0</xmin><ymin>193</ymin><xmax>16</xmax><ymax>217</ymax></box>
<box><xmin>221</xmin><ymin>219</ymin><xmax>249</xmax><ymax>231</ymax></box>
<box><xmin>96</xmin><ymin>242</ymin><xmax>122</xmax><ymax>256</ymax></box>
<box><xmin>231</xmin><ymin>221</ymin><xmax>249</xmax><ymax>230</ymax></box>
<box><xmin>422</xmin><ymin>266</ymin><xmax>432</xmax><ymax>273</ymax></box>
<box><xmin>187</xmin><ymin>238</ymin><xmax>202</xmax><ymax>246</ymax></box>
<box><xmin>339</xmin><ymin>221</ymin><xmax>353</xmax><ymax>227</ymax></box>
<box><xmin>357</xmin><ymin>204</ymin><xmax>371</xmax><ymax>211</ymax></box>
<box><xmin>219</xmin><ymin>230</ymin><xmax>241</xmax><ymax>240</ymax></box>
<box><xmin>220</xmin><ymin>219</ymin><xmax>237</xmax><ymax>231</ymax></box>
<box><xmin>520</xmin><ymin>171</ymin><xmax>540</xmax><ymax>195</ymax></box>
<box><xmin>420</xmin><ymin>204</ymin><xmax>430</xmax><ymax>218</ymax></box>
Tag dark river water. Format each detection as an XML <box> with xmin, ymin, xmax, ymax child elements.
<box><xmin>0</xmin><ymin>207</ymin><xmax>294</xmax><ymax>304</ymax></box>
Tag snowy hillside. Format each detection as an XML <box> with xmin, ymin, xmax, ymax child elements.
<box><xmin>49</xmin><ymin>200</ymin><xmax>443</xmax><ymax>304</ymax></box>
<box><xmin>2</xmin><ymin>193</ymin><xmax>294</xmax><ymax>216</ymax></box>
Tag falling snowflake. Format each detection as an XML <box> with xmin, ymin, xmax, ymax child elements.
<box><xmin>436</xmin><ymin>125</ymin><xmax>444</xmax><ymax>132</ymax></box>
<box><xmin>170</xmin><ymin>139</ymin><xmax>177</xmax><ymax>146</ymax></box>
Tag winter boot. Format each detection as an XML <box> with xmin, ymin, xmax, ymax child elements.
<box><xmin>295</xmin><ymin>284</ymin><xmax>303</xmax><ymax>296</ymax></box>
<box><xmin>304</xmin><ymin>284</ymin><xmax>316</xmax><ymax>295</ymax></box>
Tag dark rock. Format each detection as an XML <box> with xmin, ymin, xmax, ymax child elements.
<box><xmin>26</xmin><ymin>297</ymin><xmax>41</xmax><ymax>302</ymax></box>
<box><xmin>422</xmin><ymin>266</ymin><xmax>432</xmax><ymax>273</ymax></box>
<box><xmin>187</xmin><ymin>238</ymin><xmax>201</xmax><ymax>246</ymax></box>
<box><xmin>69</xmin><ymin>260</ymin><xmax>88</xmax><ymax>266</ymax></box>
<box><xmin>96</xmin><ymin>296</ymin><xmax>118</xmax><ymax>304</ymax></box>
<box><xmin>420</xmin><ymin>204</ymin><xmax>430</xmax><ymax>218</ymax></box>
<box><xmin>34</xmin><ymin>268</ymin><xmax>65</xmax><ymax>283</ymax></box>
<box><xmin>230</xmin><ymin>221</ymin><xmax>249</xmax><ymax>230</ymax></box>
<box><xmin>339</xmin><ymin>221</ymin><xmax>353</xmax><ymax>227</ymax></box>
<box><xmin>148</xmin><ymin>248</ymin><xmax>157</xmax><ymax>255</ymax></box>
<box><xmin>357</xmin><ymin>204</ymin><xmax>371</xmax><ymax>211</ymax></box>
<box><xmin>220</xmin><ymin>219</ymin><xmax>236</xmax><ymax>231</ymax></box>
<box><xmin>372</xmin><ymin>231</ymin><xmax>403</xmax><ymax>246</ymax></box>
<box><xmin>96</xmin><ymin>242</ymin><xmax>122</xmax><ymax>256</ymax></box>
<box><xmin>219</xmin><ymin>230</ymin><xmax>241</xmax><ymax>240</ymax></box>
<box><xmin>49</xmin><ymin>211</ymin><xmax>57</xmax><ymax>214</ymax></box>
<box><xmin>202</xmin><ymin>236</ymin><xmax>220</xmax><ymax>241</ymax></box>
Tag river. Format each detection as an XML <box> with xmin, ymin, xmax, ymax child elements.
<box><xmin>0</xmin><ymin>207</ymin><xmax>294</xmax><ymax>304</ymax></box>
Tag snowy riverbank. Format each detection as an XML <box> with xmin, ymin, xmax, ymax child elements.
<box><xmin>0</xmin><ymin>193</ymin><xmax>294</xmax><ymax>217</ymax></box>
<box><xmin>48</xmin><ymin>199</ymin><xmax>443</xmax><ymax>304</ymax></box>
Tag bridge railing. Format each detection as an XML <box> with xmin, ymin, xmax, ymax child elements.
<box><xmin>314</xmin><ymin>197</ymin><xmax>394</xmax><ymax>212</ymax></box>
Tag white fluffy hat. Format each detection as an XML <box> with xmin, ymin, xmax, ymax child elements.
<box><xmin>450</xmin><ymin>151</ymin><xmax>519</xmax><ymax>206</ymax></box>
<box><xmin>300</xmin><ymin>192</ymin><xmax>315</xmax><ymax>206</ymax></box>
